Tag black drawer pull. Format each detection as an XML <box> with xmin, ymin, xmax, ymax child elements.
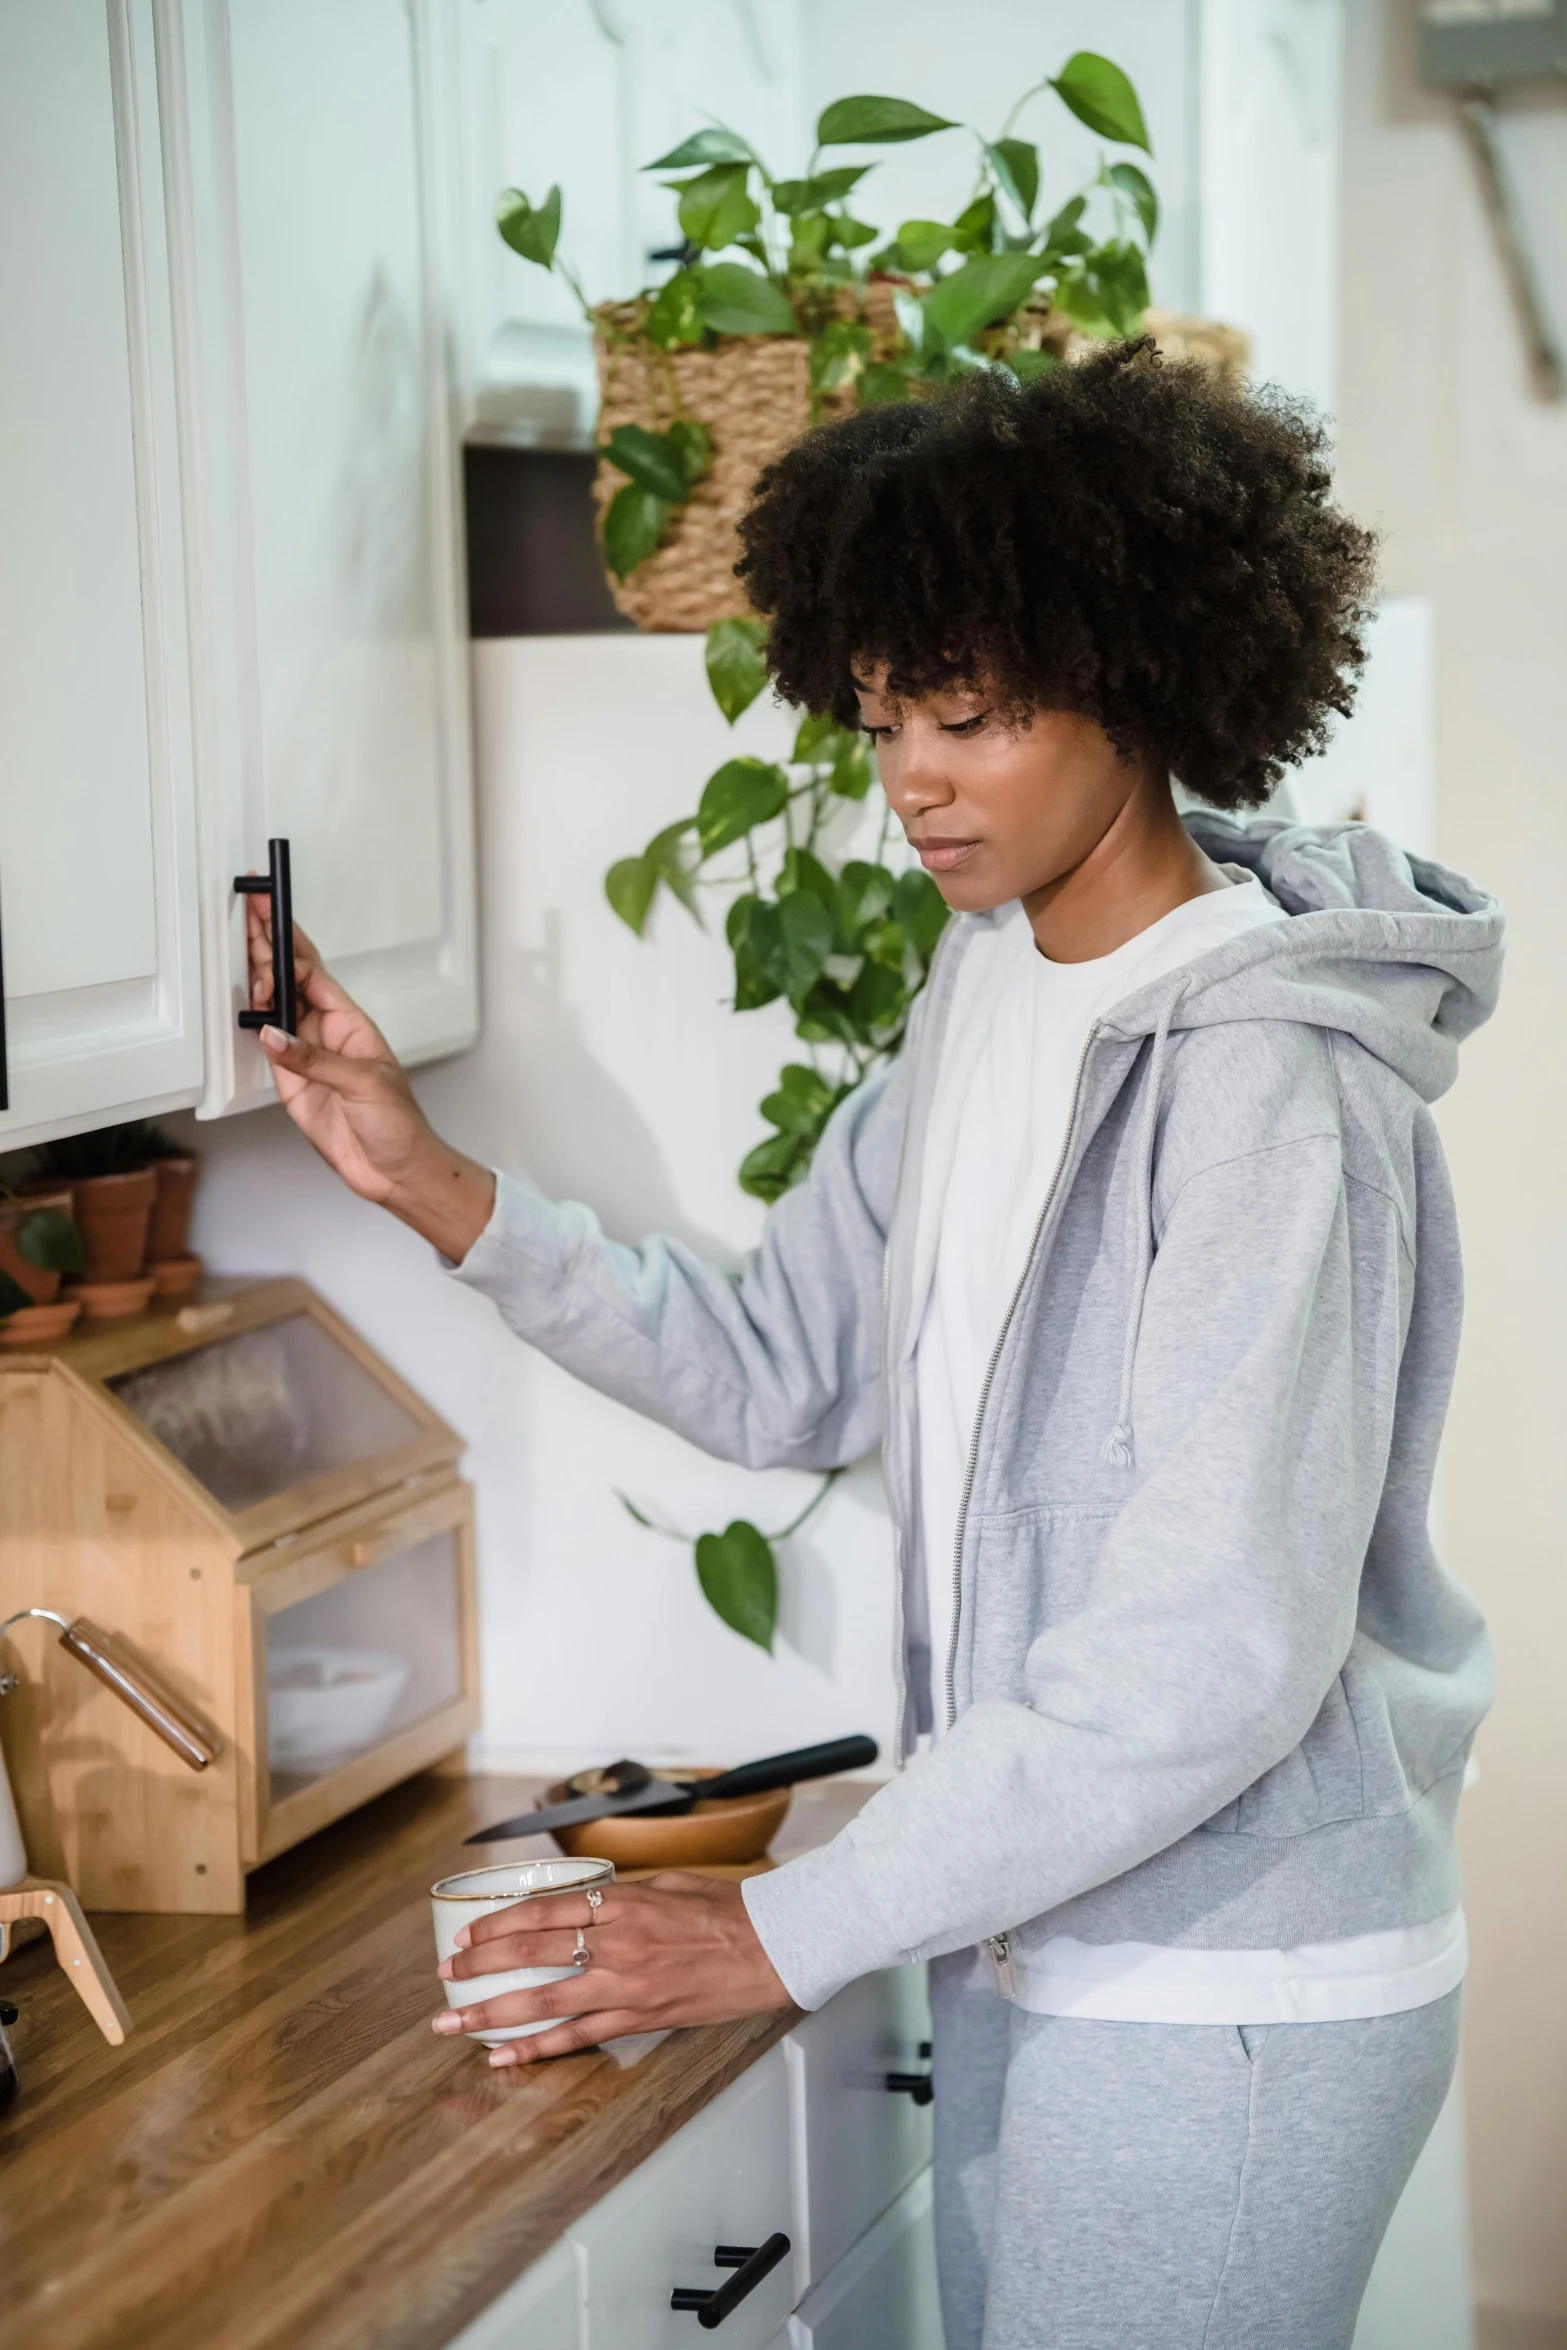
<box><xmin>886</xmin><ymin>2069</ymin><xmax>934</xmax><ymax>2106</ymax></box>
<box><xmin>234</xmin><ymin>837</ymin><xmax>297</xmax><ymax>1036</ymax></box>
<box><xmin>671</xmin><ymin>2232</ymin><xmax>790</xmax><ymax>2328</ymax></box>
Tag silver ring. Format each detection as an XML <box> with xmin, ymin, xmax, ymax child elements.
<box><xmin>585</xmin><ymin>1887</ymin><xmax>603</xmax><ymax>1917</ymax></box>
<box><xmin>572</xmin><ymin>1928</ymin><xmax>591</xmax><ymax>1971</ymax></box>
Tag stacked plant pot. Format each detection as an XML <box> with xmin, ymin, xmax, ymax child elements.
<box><xmin>14</xmin><ymin>1127</ymin><xmax>203</xmax><ymax>1336</ymax></box>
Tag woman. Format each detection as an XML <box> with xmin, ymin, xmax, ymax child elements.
<box><xmin>249</xmin><ymin>345</ymin><xmax>1502</xmax><ymax>2349</ymax></box>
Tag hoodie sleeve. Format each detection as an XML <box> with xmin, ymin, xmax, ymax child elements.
<box><xmin>448</xmin><ymin>1049</ymin><xmax>909</xmax><ymax>1474</ymax></box>
<box><xmin>743</xmin><ymin>1129</ymin><xmax>1412</xmax><ymax>2006</ymax></box>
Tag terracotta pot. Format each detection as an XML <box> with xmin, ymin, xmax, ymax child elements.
<box><xmin>71</xmin><ymin>1275</ymin><xmax>156</xmax><ymax>1323</ymax></box>
<box><xmin>54</xmin><ymin>1167</ymin><xmax>157</xmax><ymax>1282</ymax></box>
<box><xmin>543</xmin><ymin>1769</ymin><xmax>791</xmax><ymax>1870</ymax></box>
<box><xmin>0</xmin><ymin>1298</ymin><xmax>82</xmax><ymax>1348</ymax></box>
<box><xmin>0</xmin><ymin>1188</ymin><xmax>75</xmax><ymax>1306</ymax></box>
<box><xmin>147</xmin><ymin>1155</ymin><xmax>199</xmax><ymax>1264</ymax></box>
<box><xmin>150</xmin><ymin>1254</ymin><xmax>203</xmax><ymax>1298</ymax></box>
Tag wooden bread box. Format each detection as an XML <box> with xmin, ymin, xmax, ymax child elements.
<box><xmin>0</xmin><ymin>1280</ymin><xmax>478</xmax><ymax>1914</ymax></box>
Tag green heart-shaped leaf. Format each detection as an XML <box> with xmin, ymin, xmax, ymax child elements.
<box><xmin>890</xmin><ymin>218</ymin><xmax>954</xmax><ymax>273</ymax></box>
<box><xmin>856</xmin><ymin>361</ymin><xmax>914</xmax><ymax>408</ymax></box>
<box><xmin>646</xmin><ymin>127</ymin><xmax>757</xmax><ymax>170</ymax></box>
<box><xmin>922</xmin><ymin>251</ymin><xmax>1046</xmax><ymax>353</ymax></box>
<box><xmin>605</xmin><ymin>854</ymin><xmax>657</xmax><ymax>935</ymax></box>
<box><xmin>771</xmin><ymin>166</ymin><xmax>870</xmax><ymax>213</ymax></box>
<box><xmin>1106</xmin><ymin>160</ymin><xmax>1158</xmax><ymax>243</ymax></box>
<box><xmin>989</xmin><ymin>138</ymin><xmax>1040</xmax><ymax>223</ymax></box>
<box><xmin>495</xmin><ymin>184</ymin><xmax>562</xmax><ymax>267</ymax></box>
<box><xmin>738</xmin><ymin>1133</ymin><xmax>809</xmax><ymax>1204</ymax></box>
<box><xmin>602</xmin><ymin>484</ymin><xmax>673</xmax><ymax>581</ymax></box>
<box><xmin>602</xmin><ymin>423</ymin><xmax>691</xmax><ymax>504</ymax></box>
<box><xmin>891</xmin><ymin>867</ymin><xmax>951</xmax><ymax>958</ymax></box>
<box><xmin>694</xmin><ymin>1521</ymin><xmax>777</xmax><ymax>1648</ymax></box>
<box><xmin>816</xmin><ymin>95</ymin><xmax>957</xmax><ymax>146</ymax></box>
<box><xmin>697</xmin><ymin>757</ymin><xmax>789</xmax><ymax>855</ymax></box>
<box><xmin>835</xmin><ymin>860</ymin><xmax>894</xmax><ymax>944</ymax></box>
<box><xmin>666</xmin><ymin>418</ymin><xmax>713</xmax><ymax>489</ymax></box>
<box><xmin>694</xmin><ymin>263</ymin><xmax>797</xmax><ymax>337</ymax></box>
<box><xmin>645</xmin><ymin>269</ymin><xmax>704</xmax><ymax>349</ymax></box>
<box><xmin>15</xmin><ymin>1207</ymin><xmax>85</xmax><ymax>1274</ymax></box>
<box><xmin>1049</xmin><ymin>52</ymin><xmax>1151</xmax><ymax>153</ymax></box>
<box><xmin>705</xmin><ymin>616</ymin><xmax>770</xmax><ymax>724</ymax></box>
<box><xmin>672</xmin><ymin>162</ymin><xmax>760</xmax><ymax>253</ymax></box>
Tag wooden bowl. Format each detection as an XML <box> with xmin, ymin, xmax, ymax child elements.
<box><xmin>545</xmin><ymin>1768</ymin><xmax>791</xmax><ymax>1869</ymax></box>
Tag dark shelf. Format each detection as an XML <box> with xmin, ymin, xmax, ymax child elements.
<box><xmin>463</xmin><ymin>445</ymin><xmax>633</xmax><ymax>639</ymax></box>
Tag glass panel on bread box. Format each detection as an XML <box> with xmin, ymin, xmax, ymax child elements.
<box><xmin>263</xmin><ymin>1528</ymin><xmax>463</xmax><ymax>1803</ymax></box>
<box><xmin>106</xmin><ymin>1314</ymin><xmax>421</xmax><ymax>1513</ymax></box>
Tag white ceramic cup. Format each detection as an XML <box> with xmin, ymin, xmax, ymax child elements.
<box><xmin>430</xmin><ymin>1856</ymin><xmax>615</xmax><ymax>2046</ymax></box>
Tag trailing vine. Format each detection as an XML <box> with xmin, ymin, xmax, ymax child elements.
<box><xmin>605</xmin><ymin>618</ymin><xmax>949</xmax><ymax>1647</ymax></box>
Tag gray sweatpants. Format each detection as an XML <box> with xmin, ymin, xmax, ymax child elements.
<box><xmin>930</xmin><ymin>1954</ymin><xmax>1461</xmax><ymax>2350</ymax></box>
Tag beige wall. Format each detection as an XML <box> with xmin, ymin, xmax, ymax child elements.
<box><xmin>1336</xmin><ymin>5</ymin><xmax>1567</xmax><ymax>2336</ymax></box>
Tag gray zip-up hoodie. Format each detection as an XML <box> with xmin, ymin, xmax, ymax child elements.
<box><xmin>454</xmin><ymin>816</ymin><xmax>1504</xmax><ymax>2011</ymax></box>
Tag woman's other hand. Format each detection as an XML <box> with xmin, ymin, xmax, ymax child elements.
<box><xmin>433</xmin><ymin>1873</ymin><xmax>793</xmax><ymax>2066</ymax></box>
<box><xmin>244</xmin><ymin>891</ymin><xmax>495</xmax><ymax>1261</ymax></box>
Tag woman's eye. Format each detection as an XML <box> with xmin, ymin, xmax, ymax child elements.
<box><xmin>861</xmin><ymin>723</ymin><xmax>895</xmax><ymax>743</ymax></box>
<box><xmin>940</xmin><ymin>713</ymin><xmax>989</xmax><ymax>736</ymax></box>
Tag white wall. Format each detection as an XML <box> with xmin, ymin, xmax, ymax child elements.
<box><xmin>1333</xmin><ymin>5</ymin><xmax>1567</xmax><ymax>2339</ymax></box>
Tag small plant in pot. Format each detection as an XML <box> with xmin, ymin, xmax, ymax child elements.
<box><xmin>30</xmin><ymin>1121</ymin><xmax>201</xmax><ymax>1319</ymax></box>
<box><xmin>0</xmin><ymin>1192</ymin><xmax>87</xmax><ymax>1345</ymax></box>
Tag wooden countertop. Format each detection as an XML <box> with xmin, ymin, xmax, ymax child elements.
<box><xmin>0</xmin><ymin>1767</ymin><xmax>871</xmax><ymax>2350</ymax></box>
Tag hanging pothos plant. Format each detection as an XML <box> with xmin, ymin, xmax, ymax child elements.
<box><xmin>605</xmin><ymin>618</ymin><xmax>951</xmax><ymax>1649</ymax></box>
<box><xmin>497</xmin><ymin>49</ymin><xmax>1158</xmax><ymax>583</ymax></box>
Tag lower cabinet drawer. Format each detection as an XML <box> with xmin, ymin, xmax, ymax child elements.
<box><xmin>788</xmin><ymin>2169</ymin><xmax>942</xmax><ymax>2350</ymax></box>
<box><xmin>574</xmin><ymin>2048</ymin><xmax>795</xmax><ymax>2349</ymax></box>
<box><xmin>785</xmin><ymin>1964</ymin><xmax>933</xmax><ymax>2292</ymax></box>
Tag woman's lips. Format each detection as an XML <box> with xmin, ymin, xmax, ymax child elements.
<box><xmin>912</xmin><ymin>837</ymin><xmax>981</xmax><ymax>873</ymax></box>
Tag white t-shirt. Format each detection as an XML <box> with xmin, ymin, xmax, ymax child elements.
<box><xmin>913</xmin><ymin>875</ymin><xmax>1466</xmax><ymax>2023</ymax></box>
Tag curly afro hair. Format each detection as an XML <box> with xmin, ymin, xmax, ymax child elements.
<box><xmin>735</xmin><ymin>341</ymin><xmax>1378</xmax><ymax>810</ymax></box>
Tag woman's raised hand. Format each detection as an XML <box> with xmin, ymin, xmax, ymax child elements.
<box><xmin>244</xmin><ymin>893</ymin><xmax>495</xmax><ymax>1261</ymax></box>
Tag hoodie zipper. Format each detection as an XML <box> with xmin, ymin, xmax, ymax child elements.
<box><xmin>942</xmin><ymin>1019</ymin><xmax>1102</xmax><ymax>1731</ymax></box>
<box><xmin>941</xmin><ymin>1021</ymin><xmax>1102</xmax><ymax>1993</ymax></box>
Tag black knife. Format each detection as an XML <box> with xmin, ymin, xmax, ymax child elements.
<box><xmin>463</xmin><ymin>1734</ymin><xmax>878</xmax><ymax>1845</ymax></box>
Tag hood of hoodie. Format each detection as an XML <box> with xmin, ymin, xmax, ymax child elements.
<box><xmin>1077</xmin><ymin>813</ymin><xmax>1507</xmax><ymax>1105</ymax></box>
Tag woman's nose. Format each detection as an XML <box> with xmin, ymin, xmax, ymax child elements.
<box><xmin>881</xmin><ymin>735</ymin><xmax>956</xmax><ymax>819</ymax></box>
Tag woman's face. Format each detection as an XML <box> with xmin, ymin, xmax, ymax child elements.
<box><xmin>853</xmin><ymin>668</ymin><xmax>1159</xmax><ymax>915</ymax></box>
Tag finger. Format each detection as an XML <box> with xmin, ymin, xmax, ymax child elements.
<box><xmin>462</xmin><ymin>1887</ymin><xmax>625</xmax><ymax>1949</ymax></box>
<box><xmin>486</xmin><ymin>2009</ymin><xmax>650</xmax><ymax>2067</ymax></box>
<box><xmin>442</xmin><ymin>1928</ymin><xmax>604</xmax><ymax>1981</ymax></box>
<box><xmin>432</xmin><ymin>1971</ymin><xmax>627</xmax><ymax>2038</ymax></box>
<box><xmin>258</xmin><ymin>1026</ymin><xmax>388</xmax><ymax>1095</ymax></box>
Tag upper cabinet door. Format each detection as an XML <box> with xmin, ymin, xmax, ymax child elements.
<box><xmin>171</xmin><ymin>0</ymin><xmax>478</xmax><ymax>1117</ymax></box>
<box><xmin>0</xmin><ymin>0</ymin><xmax>205</xmax><ymax>1151</ymax></box>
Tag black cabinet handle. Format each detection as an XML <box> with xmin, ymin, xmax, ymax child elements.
<box><xmin>234</xmin><ymin>838</ymin><xmax>296</xmax><ymax>1036</ymax></box>
<box><xmin>671</xmin><ymin>2233</ymin><xmax>790</xmax><ymax>2328</ymax></box>
<box><xmin>886</xmin><ymin>2069</ymin><xmax>934</xmax><ymax>2106</ymax></box>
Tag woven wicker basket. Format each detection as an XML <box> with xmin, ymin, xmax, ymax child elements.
<box><xmin>592</xmin><ymin>300</ymin><xmax>1249</xmax><ymax>635</ymax></box>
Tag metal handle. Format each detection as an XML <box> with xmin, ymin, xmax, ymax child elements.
<box><xmin>58</xmin><ymin>1619</ymin><xmax>219</xmax><ymax>1771</ymax></box>
<box><xmin>671</xmin><ymin>2235</ymin><xmax>790</xmax><ymax>2328</ymax></box>
<box><xmin>698</xmin><ymin>1735</ymin><xmax>878</xmax><ymax>1804</ymax></box>
<box><xmin>885</xmin><ymin>2070</ymin><xmax>934</xmax><ymax>2106</ymax></box>
<box><xmin>235</xmin><ymin>837</ymin><xmax>297</xmax><ymax>1035</ymax></box>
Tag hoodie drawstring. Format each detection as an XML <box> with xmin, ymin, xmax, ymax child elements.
<box><xmin>1100</xmin><ymin>986</ymin><xmax>1184</xmax><ymax>1469</ymax></box>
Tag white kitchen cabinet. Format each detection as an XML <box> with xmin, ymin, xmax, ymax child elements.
<box><xmin>788</xmin><ymin>2169</ymin><xmax>942</xmax><ymax>2350</ymax></box>
<box><xmin>447</xmin><ymin>2234</ymin><xmax>581</xmax><ymax>2349</ymax></box>
<box><xmin>784</xmin><ymin>1963</ymin><xmax>932</xmax><ymax>2295</ymax></box>
<box><xmin>574</xmin><ymin>2048</ymin><xmax>795</xmax><ymax>2349</ymax></box>
<box><xmin>0</xmin><ymin>0</ymin><xmax>478</xmax><ymax>1155</ymax></box>
<box><xmin>0</xmin><ymin>0</ymin><xmax>206</xmax><ymax>1152</ymax></box>
<box><xmin>170</xmin><ymin>0</ymin><xmax>478</xmax><ymax>1118</ymax></box>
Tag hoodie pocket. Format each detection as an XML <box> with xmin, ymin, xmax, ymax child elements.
<box><xmin>967</xmin><ymin>1503</ymin><xmax>1121</xmax><ymax>1699</ymax></box>
<box><xmin>1198</xmin><ymin>1670</ymin><xmax>1364</xmax><ymax>1837</ymax></box>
